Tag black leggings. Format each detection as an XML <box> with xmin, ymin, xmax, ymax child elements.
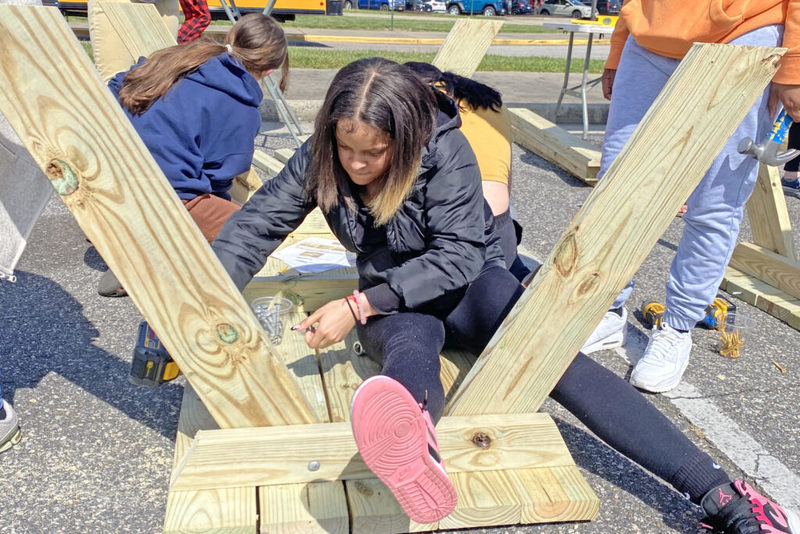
<box><xmin>356</xmin><ymin>265</ymin><xmax>729</xmax><ymax>503</ymax></box>
<box><xmin>785</xmin><ymin>121</ymin><xmax>800</xmax><ymax>173</ymax></box>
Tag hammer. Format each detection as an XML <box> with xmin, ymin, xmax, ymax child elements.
<box><xmin>737</xmin><ymin>108</ymin><xmax>799</xmax><ymax>166</ymax></box>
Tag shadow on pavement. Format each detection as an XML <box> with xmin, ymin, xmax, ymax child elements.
<box><xmin>0</xmin><ymin>271</ymin><xmax>182</xmax><ymax>440</ymax></box>
<box><xmin>554</xmin><ymin>417</ymin><xmax>702</xmax><ymax>531</ymax></box>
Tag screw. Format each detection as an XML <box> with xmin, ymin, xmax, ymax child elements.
<box><xmin>472</xmin><ymin>432</ymin><xmax>491</xmax><ymax>449</ymax></box>
<box><xmin>308</xmin><ymin>461</ymin><xmax>320</xmax><ymax>471</ymax></box>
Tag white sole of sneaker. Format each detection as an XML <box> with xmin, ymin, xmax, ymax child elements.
<box><xmin>0</xmin><ymin>427</ymin><xmax>21</xmax><ymax>453</ymax></box>
<box><xmin>581</xmin><ymin>328</ymin><xmax>626</xmax><ymax>355</ymax></box>
<box><xmin>351</xmin><ymin>375</ymin><xmax>457</xmax><ymax>524</ymax></box>
<box><xmin>629</xmin><ymin>357</ymin><xmax>689</xmax><ymax>393</ymax></box>
<box><xmin>786</xmin><ymin>506</ymin><xmax>800</xmax><ymax>534</ymax></box>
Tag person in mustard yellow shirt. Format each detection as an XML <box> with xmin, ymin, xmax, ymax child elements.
<box><xmin>584</xmin><ymin>1</ymin><xmax>800</xmax><ymax>394</ymax></box>
<box><xmin>404</xmin><ymin>62</ymin><xmax>531</xmax><ymax>281</ymax></box>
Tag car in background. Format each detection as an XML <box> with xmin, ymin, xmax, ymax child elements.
<box><xmin>356</xmin><ymin>0</ymin><xmax>404</xmax><ymax>9</ymax></box>
<box><xmin>537</xmin><ymin>0</ymin><xmax>591</xmax><ymax>18</ymax></box>
<box><xmin>422</xmin><ymin>0</ymin><xmax>446</xmax><ymax>11</ymax></box>
<box><xmin>423</xmin><ymin>0</ymin><xmax>447</xmax><ymax>11</ymax></box>
<box><xmin>510</xmin><ymin>0</ymin><xmax>532</xmax><ymax>14</ymax></box>
<box><xmin>446</xmin><ymin>0</ymin><xmax>506</xmax><ymax>16</ymax></box>
<box><xmin>594</xmin><ymin>0</ymin><xmax>620</xmax><ymax>14</ymax></box>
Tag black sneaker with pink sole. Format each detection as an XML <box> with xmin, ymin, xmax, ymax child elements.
<box><xmin>701</xmin><ymin>480</ymin><xmax>800</xmax><ymax>533</ymax></box>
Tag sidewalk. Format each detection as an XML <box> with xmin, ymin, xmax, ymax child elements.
<box><xmin>272</xmin><ymin>69</ymin><xmax>609</xmax><ymax>125</ymax></box>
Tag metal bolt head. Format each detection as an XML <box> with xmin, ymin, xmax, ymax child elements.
<box><xmin>308</xmin><ymin>460</ymin><xmax>320</xmax><ymax>471</ymax></box>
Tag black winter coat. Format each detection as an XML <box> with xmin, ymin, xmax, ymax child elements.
<box><xmin>211</xmin><ymin>96</ymin><xmax>505</xmax><ymax>315</ymax></box>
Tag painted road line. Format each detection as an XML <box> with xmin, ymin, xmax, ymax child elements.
<box><xmin>665</xmin><ymin>382</ymin><xmax>800</xmax><ymax>509</ymax></box>
<box><xmin>618</xmin><ymin>331</ymin><xmax>800</xmax><ymax>509</ymax></box>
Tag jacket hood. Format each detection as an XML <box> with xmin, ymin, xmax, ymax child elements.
<box><xmin>419</xmin><ymin>90</ymin><xmax>462</xmax><ymax>173</ymax></box>
<box><xmin>183</xmin><ymin>53</ymin><xmax>263</xmax><ymax>107</ymax></box>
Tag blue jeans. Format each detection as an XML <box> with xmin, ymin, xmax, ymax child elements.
<box><xmin>601</xmin><ymin>27</ymin><xmax>782</xmax><ymax>330</ymax></box>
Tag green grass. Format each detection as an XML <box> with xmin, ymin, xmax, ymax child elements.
<box><xmin>212</xmin><ymin>14</ymin><xmax>554</xmax><ymax>34</ymax></box>
<box><xmin>288</xmin><ymin>46</ymin><xmax>605</xmax><ymax>72</ymax></box>
<box><xmin>81</xmin><ymin>41</ymin><xmax>94</xmax><ymax>61</ymax></box>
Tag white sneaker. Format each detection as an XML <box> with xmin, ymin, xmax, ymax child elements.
<box><xmin>581</xmin><ymin>308</ymin><xmax>628</xmax><ymax>354</ymax></box>
<box><xmin>630</xmin><ymin>323</ymin><xmax>692</xmax><ymax>393</ymax></box>
<box><xmin>0</xmin><ymin>400</ymin><xmax>21</xmax><ymax>453</ymax></box>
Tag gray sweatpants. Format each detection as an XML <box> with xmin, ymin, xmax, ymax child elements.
<box><xmin>601</xmin><ymin>27</ymin><xmax>782</xmax><ymax>330</ymax></box>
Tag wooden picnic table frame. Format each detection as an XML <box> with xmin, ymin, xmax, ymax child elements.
<box><xmin>0</xmin><ymin>6</ymin><xmax>785</xmax><ymax>532</ymax></box>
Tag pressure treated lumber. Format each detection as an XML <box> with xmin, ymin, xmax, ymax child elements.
<box><xmin>746</xmin><ymin>163</ymin><xmax>796</xmax><ymax>259</ymax></box>
<box><xmin>721</xmin><ymin>267</ymin><xmax>800</xmax><ymax>331</ymax></box>
<box><xmin>166</xmin><ymin>306</ymin><xmax>348</xmax><ymax>533</ymax></box>
<box><xmin>0</xmin><ymin>5</ymin><xmax>317</xmax><ymax>428</ymax></box>
<box><xmin>255</xmin><ymin>306</ymin><xmax>349</xmax><ymax>534</ymax></box>
<box><xmin>728</xmin><ymin>242</ymin><xmax>800</xmax><ymax>301</ymax></box>
<box><xmin>99</xmin><ymin>1</ymin><xmax>175</xmax><ymax>56</ymax></box>
<box><xmin>509</xmin><ymin>107</ymin><xmax>600</xmax><ymax>184</ymax></box>
<box><xmin>229</xmin><ymin>167</ymin><xmax>264</xmax><ymax>205</ymax></box>
<box><xmin>251</xmin><ymin>150</ymin><xmax>286</xmax><ymax>177</ymax></box>
<box><xmin>164</xmin><ymin>385</ymin><xmax>257</xmax><ymax>533</ymax></box>
<box><xmin>432</xmin><ymin>19</ymin><xmax>503</xmax><ymax>78</ymax></box>
<box><xmin>274</xmin><ymin>147</ymin><xmax>296</xmax><ymax>164</ymax></box>
<box><xmin>169</xmin><ymin>413</ymin><xmax>573</xmax><ymax>491</ymax></box>
<box><xmin>446</xmin><ymin>42</ymin><xmax>785</xmax><ymax>417</ymax></box>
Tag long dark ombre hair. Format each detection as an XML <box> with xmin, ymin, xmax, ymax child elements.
<box><xmin>403</xmin><ymin>61</ymin><xmax>502</xmax><ymax>111</ymax></box>
<box><xmin>306</xmin><ymin>57</ymin><xmax>439</xmax><ymax>226</ymax></box>
<box><xmin>119</xmin><ymin>14</ymin><xmax>288</xmax><ymax>115</ymax></box>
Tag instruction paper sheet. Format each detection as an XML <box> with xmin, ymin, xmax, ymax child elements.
<box><xmin>272</xmin><ymin>237</ymin><xmax>357</xmax><ymax>273</ymax></box>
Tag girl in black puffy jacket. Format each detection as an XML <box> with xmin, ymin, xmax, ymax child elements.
<box><xmin>211</xmin><ymin>57</ymin><xmax>800</xmax><ymax>532</ymax></box>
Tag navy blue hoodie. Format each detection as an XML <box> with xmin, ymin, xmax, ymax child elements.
<box><xmin>108</xmin><ymin>54</ymin><xmax>262</xmax><ymax>200</ymax></box>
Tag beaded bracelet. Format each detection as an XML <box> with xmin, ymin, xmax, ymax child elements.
<box><xmin>344</xmin><ymin>295</ymin><xmax>359</xmax><ymax>323</ymax></box>
<box><xmin>352</xmin><ymin>290</ymin><xmax>368</xmax><ymax>325</ymax></box>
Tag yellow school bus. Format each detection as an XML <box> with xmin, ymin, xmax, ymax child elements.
<box><xmin>206</xmin><ymin>0</ymin><xmax>340</xmax><ymax>19</ymax></box>
<box><xmin>50</xmin><ymin>0</ymin><xmax>341</xmax><ymax>21</ymax></box>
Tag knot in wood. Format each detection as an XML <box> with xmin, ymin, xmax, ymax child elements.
<box><xmin>553</xmin><ymin>230</ymin><xmax>579</xmax><ymax>276</ymax></box>
<box><xmin>45</xmin><ymin>159</ymin><xmax>79</xmax><ymax>196</ymax></box>
<box><xmin>577</xmin><ymin>272</ymin><xmax>600</xmax><ymax>296</ymax></box>
<box><xmin>216</xmin><ymin>323</ymin><xmax>239</xmax><ymax>345</ymax></box>
<box><xmin>472</xmin><ymin>432</ymin><xmax>492</xmax><ymax>449</ymax></box>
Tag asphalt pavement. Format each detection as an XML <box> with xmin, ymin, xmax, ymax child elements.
<box><xmin>2</xmin><ymin>24</ymin><xmax>800</xmax><ymax>534</ymax></box>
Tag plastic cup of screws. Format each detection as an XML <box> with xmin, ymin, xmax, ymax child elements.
<box><xmin>717</xmin><ymin>312</ymin><xmax>755</xmax><ymax>359</ymax></box>
<box><xmin>251</xmin><ymin>296</ymin><xmax>293</xmax><ymax>345</ymax></box>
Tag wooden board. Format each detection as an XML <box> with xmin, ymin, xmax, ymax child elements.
<box><xmin>256</xmin><ymin>306</ymin><xmax>349</xmax><ymax>534</ymax></box>
<box><xmin>509</xmin><ymin>107</ymin><xmax>600</xmax><ymax>184</ymax></box>
<box><xmin>721</xmin><ymin>267</ymin><xmax>800</xmax><ymax>331</ymax></box>
<box><xmin>251</xmin><ymin>150</ymin><xmax>286</xmax><ymax>177</ymax></box>
<box><xmin>274</xmin><ymin>147</ymin><xmax>296</xmax><ymax>164</ymax></box>
<box><xmin>729</xmin><ymin>242</ymin><xmax>800</xmax><ymax>301</ymax></box>
<box><xmin>170</xmin><ymin>413</ymin><xmax>574</xmax><ymax>491</ymax></box>
<box><xmin>445</xmin><ymin>42</ymin><xmax>785</xmax><ymax>417</ymax></box>
<box><xmin>432</xmin><ymin>19</ymin><xmax>504</xmax><ymax>78</ymax></box>
<box><xmin>0</xmin><ymin>5</ymin><xmax>318</xmax><ymax>429</ymax></box>
<box><xmin>100</xmin><ymin>1</ymin><xmax>176</xmax><ymax>56</ymax></box>
<box><xmin>164</xmin><ymin>385</ymin><xmax>257</xmax><ymax>533</ymax></box>
<box><xmin>746</xmin><ymin>163</ymin><xmax>796</xmax><ymax>259</ymax></box>
<box><xmin>229</xmin><ymin>167</ymin><xmax>264</xmax><ymax>205</ymax></box>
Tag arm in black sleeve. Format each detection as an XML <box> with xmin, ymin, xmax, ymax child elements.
<box><xmin>211</xmin><ymin>141</ymin><xmax>316</xmax><ymax>291</ymax></box>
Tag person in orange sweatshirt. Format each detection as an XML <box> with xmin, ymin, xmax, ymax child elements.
<box><xmin>583</xmin><ymin>1</ymin><xmax>800</xmax><ymax>392</ymax></box>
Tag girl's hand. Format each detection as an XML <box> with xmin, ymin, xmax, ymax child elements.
<box><xmin>292</xmin><ymin>299</ymin><xmax>356</xmax><ymax>350</ymax></box>
<box><xmin>769</xmin><ymin>83</ymin><xmax>800</xmax><ymax>122</ymax></box>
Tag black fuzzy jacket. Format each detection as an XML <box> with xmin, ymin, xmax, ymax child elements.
<box><xmin>211</xmin><ymin>95</ymin><xmax>505</xmax><ymax>315</ymax></box>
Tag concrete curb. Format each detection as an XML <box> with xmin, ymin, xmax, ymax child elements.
<box><xmin>260</xmin><ymin>99</ymin><xmax>609</xmax><ymax>125</ymax></box>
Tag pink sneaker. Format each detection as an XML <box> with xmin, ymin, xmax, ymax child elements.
<box><xmin>350</xmin><ymin>375</ymin><xmax>457</xmax><ymax>523</ymax></box>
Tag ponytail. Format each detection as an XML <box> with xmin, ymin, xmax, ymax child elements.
<box><xmin>403</xmin><ymin>61</ymin><xmax>502</xmax><ymax>112</ymax></box>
